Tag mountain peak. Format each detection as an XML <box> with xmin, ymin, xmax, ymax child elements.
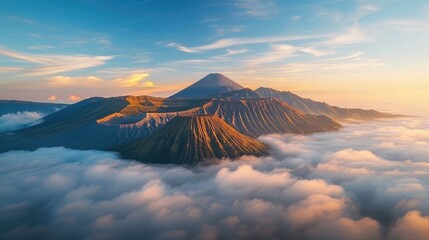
<box><xmin>118</xmin><ymin>115</ymin><xmax>269</xmax><ymax>164</ymax></box>
<box><xmin>169</xmin><ymin>73</ymin><xmax>244</xmax><ymax>99</ymax></box>
<box><xmin>207</xmin><ymin>72</ymin><xmax>226</xmax><ymax>77</ymax></box>
<box><xmin>196</xmin><ymin>73</ymin><xmax>242</xmax><ymax>87</ymax></box>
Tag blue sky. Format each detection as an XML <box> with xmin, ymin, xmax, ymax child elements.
<box><xmin>0</xmin><ymin>0</ymin><xmax>428</xmax><ymax>109</ymax></box>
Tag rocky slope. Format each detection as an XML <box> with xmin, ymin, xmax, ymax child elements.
<box><xmin>193</xmin><ymin>98</ymin><xmax>341</xmax><ymax>137</ymax></box>
<box><xmin>216</xmin><ymin>88</ymin><xmax>262</xmax><ymax>100</ymax></box>
<box><xmin>119</xmin><ymin>115</ymin><xmax>269</xmax><ymax>164</ymax></box>
<box><xmin>105</xmin><ymin>97</ymin><xmax>341</xmax><ymax>140</ymax></box>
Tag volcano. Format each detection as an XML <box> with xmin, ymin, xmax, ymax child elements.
<box><xmin>118</xmin><ymin>115</ymin><xmax>269</xmax><ymax>164</ymax></box>
<box><xmin>169</xmin><ymin>73</ymin><xmax>244</xmax><ymax>99</ymax></box>
<box><xmin>0</xmin><ymin>95</ymin><xmax>341</xmax><ymax>154</ymax></box>
<box><xmin>0</xmin><ymin>73</ymin><xmax>399</xmax><ymax>164</ymax></box>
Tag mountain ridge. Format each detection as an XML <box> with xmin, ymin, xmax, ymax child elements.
<box><xmin>255</xmin><ymin>87</ymin><xmax>398</xmax><ymax>120</ymax></box>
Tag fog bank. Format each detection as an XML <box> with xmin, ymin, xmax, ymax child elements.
<box><xmin>1</xmin><ymin>117</ymin><xmax>429</xmax><ymax>239</ymax></box>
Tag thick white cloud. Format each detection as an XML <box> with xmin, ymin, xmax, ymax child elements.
<box><xmin>388</xmin><ymin>211</ymin><xmax>429</xmax><ymax>240</ymax></box>
<box><xmin>0</xmin><ymin>147</ymin><xmax>375</xmax><ymax>240</ymax></box>
<box><xmin>1</xmin><ymin>117</ymin><xmax>429</xmax><ymax>239</ymax></box>
<box><xmin>0</xmin><ymin>111</ymin><xmax>45</xmax><ymax>133</ymax></box>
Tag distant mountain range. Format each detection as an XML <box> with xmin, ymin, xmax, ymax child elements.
<box><xmin>0</xmin><ymin>73</ymin><xmax>398</xmax><ymax>164</ymax></box>
<box><xmin>0</xmin><ymin>100</ymin><xmax>68</xmax><ymax>115</ymax></box>
<box><xmin>254</xmin><ymin>87</ymin><xmax>398</xmax><ymax>120</ymax></box>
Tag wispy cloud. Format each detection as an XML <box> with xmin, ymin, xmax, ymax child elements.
<box><xmin>355</xmin><ymin>3</ymin><xmax>379</xmax><ymax>20</ymax></box>
<box><xmin>201</xmin><ymin>17</ymin><xmax>222</xmax><ymax>23</ymax></box>
<box><xmin>96</xmin><ymin>67</ymin><xmax>148</xmax><ymax>75</ymax></box>
<box><xmin>167</xmin><ymin>34</ymin><xmax>327</xmax><ymax>53</ymax></box>
<box><xmin>316</xmin><ymin>9</ymin><xmax>343</xmax><ymax>22</ymax></box>
<box><xmin>125</xmin><ymin>17</ymin><xmax>147</xmax><ymax>25</ymax></box>
<box><xmin>321</xmin><ymin>26</ymin><xmax>370</xmax><ymax>45</ymax></box>
<box><xmin>227</xmin><ymin>52</ymin><xmax>384</xmax><ymax>83</ymax></box>
<box><xmin>111</xmin><ymin>73</ymin><xmax>151</xmax><ymax>87</ymax></box>
<box><xmin>48</xmin><ymin>76</ymin><xmax>103</xmax><ymax>88</ymax></box>
<box><xmin>27</xmin><ymin>61</ymin><xmax>111</xmax><ymax>76</ymax></box>
<box><xmin>317</xmin><ymin>3</ymin><xmax>378</xmax><ymax>23</ymax></box>
<box><xmin>225</xmin><ymin>48</ymin><xmax>249</xmax><ymax>56</ymax></box>
<box><xmin>130</xmin><ymin>53</ymin><xmax>151</xmax><ymax>64</ymax></box>
<box><xmin>285</xmin><ymin>0</ymin><xmax>345</xmax><ymax>10</ymax></box>
<box><xmin>28</xmin><ymin>33</ymin><xmax>42</xmax><ymax>39</ymax></box>
<box><xmin>47</xmin><ymin>95</ymin><xmax>57</xmax><ymax>101</ymax></box>
<box><xmin>27</xmin><ymin>45</ymin><xmax>54</xmax><ymax>50</ymax></box>
<box><xmin>167</xmin><ymin>59</ymin><xmax>210</xmax><ymax>65</ymax></box>
<box><xmin>372</xmin><ymin>19</ymin><xmax>429</xmax><ymax>33</ymax></box>
<box><xmin>234</xmin><ymin>0</ymin><xmax>276</xmax><ymax>18</ymax></box>
<box><xmin>62</xmin><ymin>36</ymin><xmax>112</xmax><ymax>47</ymax></box>
<box><xmin>165</xmin><ymin>49</ymin><xmax>249</xmax><ymax>66</ymax></box>
<box><xmin>165</xmin><ymin>42</ymin><xmax>198</xmax><ymax>53</ymax></box>
<box><xmin>127</xmin><ymin>81</ymin><xmax>190</xmax><ymax>97</ymax></box>
<box><xmin>244</xmin><ymin>45</ymin><xmax>335</xmax><ymax>65</ymax></box>
<box><xmin>292</xmin><ymin>15</ymin><xmax>301</xmax><ymax>22</ymax></box>
<box><xmin>47</xmin><ymin>73</ymin><xmax>151</xmax><ymax>88</ymax></box>
<box><xmin>0</xmin><ymin>67</ymin><xmax>23</xmax><ymax>73</ymax></box>
<box><xmin>283</xmin><ymin>57</ymin><xmax>384</xmax><ymax>73</ymax></box>
<box><xmin>3</xmin><ymin>15</ymin><xmax>37</xmax><ymax>24</ymax></box>
<box><xmin>244</xmin><ymin>44</ymin><xmax>298</xmax><ymax>65</ymax></box>
<box><xmin>301</xmin><ymin>47</ymin><xmax>336</xmax><ymax>57</ymax></box>
<box><xmin>324</xmin><ymin>52</ymin><xmax>364</xmax><ymax>62</ymax></box>
<box><xmin>69</xmin><ymin>94</ymin><xmax>82</xmax><ymax>102</ymax></box>
<box><xmin>211</xmin><ymin>25</ymin><xmax>245</xmax><ymax>36</ymax></box>
<box><xmin>0</xmin><ymin>47</ymin><xmax>113</xmax><ymax>76</ymax></box>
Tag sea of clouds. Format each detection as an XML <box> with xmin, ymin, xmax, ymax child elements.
<box><xmin>1</xmin><ymin>116</ymin><xmax>429</xmax><ymax>240</ymax></box>
<box><xmin>0</xmin><ymin>111</ymin><xmax>45</xmax><ymax>133</ymax></box>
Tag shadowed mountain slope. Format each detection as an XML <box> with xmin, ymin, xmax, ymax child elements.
<box><xmin>118</xmin><ymin>115</ymin><xmax>269</xmax><ymax>164</ymax></box>
<box><xmin>0</xmin><ymin>96</ymin><xmax>341</xmax><ymax>153</ymax></box>
<box><xmin>0</xmin><ymin>97</ymin><xmax>130</xmax><ymax>151</ymax></box>
<box><xmin>255</xmin><ymin>87</ymin><xmax>398</xmax><ymax>120</ymax></box>
<box><xmin>169</xmin><ymin>73</ymin><xmax>244</xmax><ymax>99</ymax></box>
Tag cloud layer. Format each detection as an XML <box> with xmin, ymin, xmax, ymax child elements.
<box><xmin>0</xmin><ymin>111</ymin><xmax>45</xmax><ymax>133</ymax></box>
<box><xmin>1</xmin><ymin>117</ymin><xmax>429</xmax><ymax>239</ymax></box>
